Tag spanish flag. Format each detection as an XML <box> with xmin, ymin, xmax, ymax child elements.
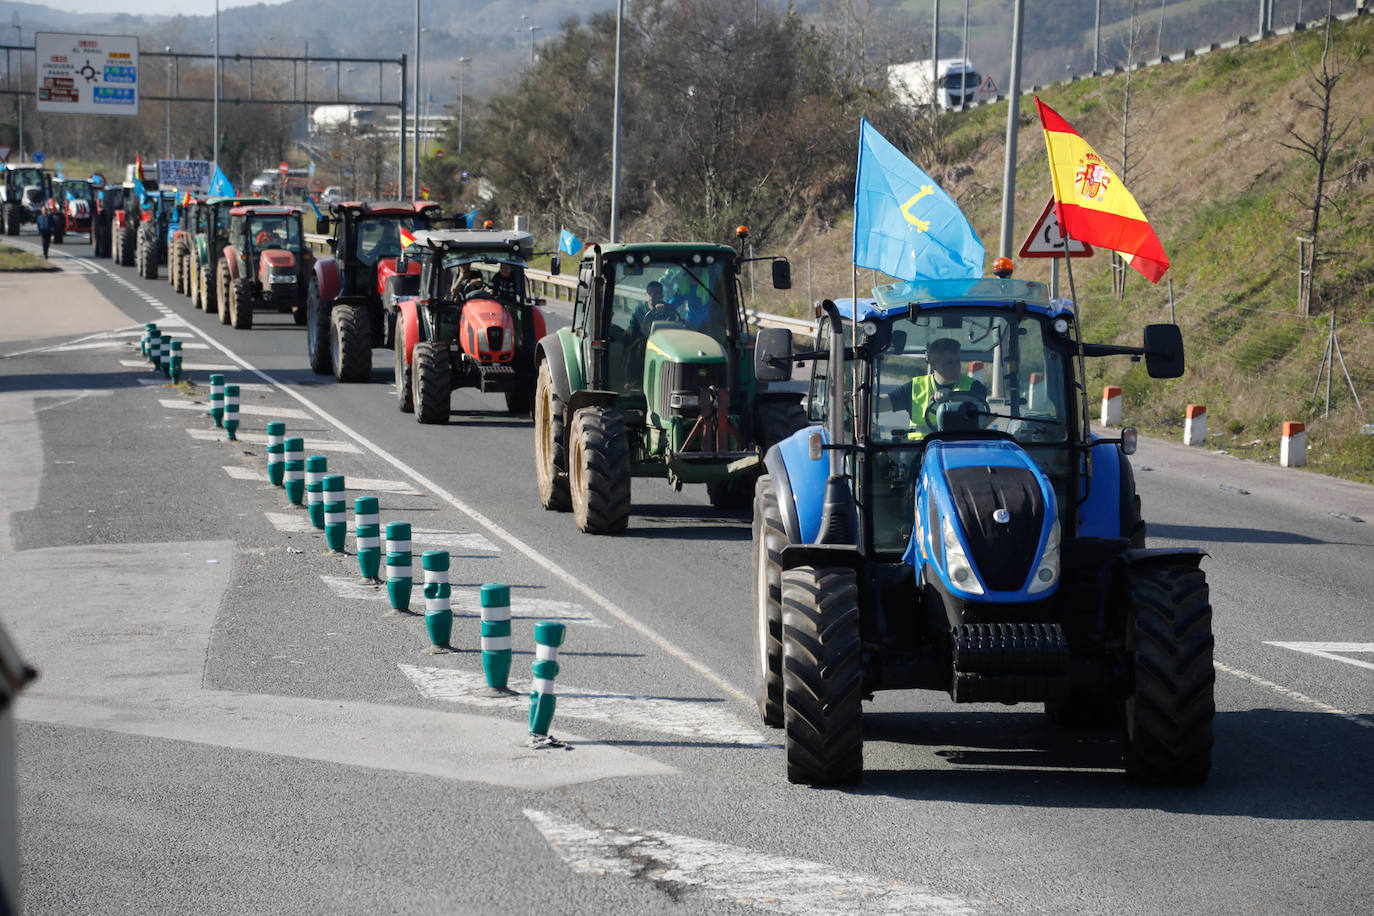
<box><xmin>399</xmin><ymin>226</ymin><xmax>416</xmax><ymax>250</ymax></box>
<box><xmin>135</xmin><ymin>153</ymin><xmax>145</xmax><ymax>183</ymax></box>
<box><xmin>1035</xmin><ymin>98</ymin><xmax>1169</xmax><ymax>283</ymax></box>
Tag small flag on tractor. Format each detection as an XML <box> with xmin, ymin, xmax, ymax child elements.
<box><xmin>559</xmin><ymin>229</ymin><xmax>582</xmax><ymax>256</ymax></box>
<box><xmin>135</xmin><ymin>153</ymin><xmax>145</xmax><ymax>182</ymax></box>
<box><xmin>399</xmin><ymin>226</ymin><xmax>416</xmax><ymax>250</ymax></box>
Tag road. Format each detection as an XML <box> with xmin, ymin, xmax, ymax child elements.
<box><xmin>2</xmin><ymin>230</ymin><xmax>1372</xmax><ymax>915</ymax></box>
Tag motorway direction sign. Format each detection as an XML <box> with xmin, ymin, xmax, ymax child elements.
<box><xmin>1019</xmin><ymin>197</ymin><xmax>1094</xmax><ymax>258</ymax></box>
<box><xmin>35</xmin><ymin>32</ymin><xmax>140</xmax><ymax>117</ymax></box>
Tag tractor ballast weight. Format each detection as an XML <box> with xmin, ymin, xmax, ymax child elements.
<box><xmin>305</xmin><ymin>200</ymin><xmax>441</xmax><ymax>381</ymax></box>
<box><xmin>218</xmin><ymin>205</ymin><xmax>312</xmax><ymax>331</ymax></box>
<box><xmin>389</xmin><ymin>228</ymin><xmax>547</xmax><ymax>422</ymax></box>
<box><xmin>751</xmin><ymin>281</ymin><xmax>1213</xmax><ymax>787</ymax></box>
<box><xmin>533</xmin><ymin>238</ymin><xmax>807</xmax><ymax>533</ymax></box>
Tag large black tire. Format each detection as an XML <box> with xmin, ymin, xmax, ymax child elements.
<box><xmin>190</xmin><ymin>262</ymin><xmax>203</xmax><ymax>310</ymax></box>
<box><xmin>752</xmin><ymin>475</ymin><xmax>788</xmax><ymax>727</ymax></box>
<box><xmin>139</xmin><ymin>225</ymin><xmax>159</xmax><ymax>279</ymax></box>
<box><xmin>569</xmin><ymin>407</ymin><xmax>631</xmax><ymax>534</ymax></box>
<box><xmin>119</xmin><ymin>226</ymin><xmax>136</xmax><ymax>267</ymax></box>
<box><xmin>781</xmin><ymin>565</ymin><xmax>864</xmax><ymax>785</ymax></box>
<box><xmin>330</xmin><ymin>303</ymin><xmax>372</xmax><ymax>382</ymax></box>
<box><xmin>412</xmin><ymin>341</ymin><xmax>450</xmax><ymax>424</ymax></box>
<box><xmin>306</xmin><ymin>281</ymin><xmax>331</xmax><ymax>374</ymax></box>
<box><xmin>4</xmin><ymin>203</ymin><xmax>19</xmax><ymax>236</ymax></box>
<box><xmin>394</xmin><ymin>331</ymin><xmax>414</xmax><ymax>413</ymax></box>
<box><xmin>534</xmin><ymin>360</ymin><xmax>570</xmax><ymax>511</ymax></box>
<box><xmin>1127</xmin><ymin>494</ymin><xmax>1147</xmax><ymax>549</ymax></box>
<box><xmin>1122</xmin><ymin>564</ymin><xmax>1214</xmax><ymax>785</ymax></box>
<box><xmin>111</xmin><ymin>227</ymin><xmax>121</xmax><ymax>264</ymax></box>
<box><xmin>216</xmin><ymin>261</ymin><xmax>232</xmax><ymax>325</ymax></box>
<box><xmin>231</xmin><ymin>277</ymin><xmax>254</xmax><ymax>330</ymax></box>
<box><xmin>170</xmin><ymin>251</ymin><xmax>181</xmax><ymax>291</ymax></box>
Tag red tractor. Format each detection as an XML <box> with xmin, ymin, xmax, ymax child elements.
<box><xmin>305</xmin><ymin>200</ymin><xmax>439</xmax><ymax>381</ymax></box>
<box><xmin>52</xmin><ymin>177</ymin><xmax>95</xmax><ymax>242</ymax></box>
<box><xmin>218</xmin><ymin>205</ymin><xmax>313</xmax><ymax>330</ymax></box>
<box><xmin>391</xmin><ymin>229</ymin><xmax>550</xmax><ymax>422</ymax></box>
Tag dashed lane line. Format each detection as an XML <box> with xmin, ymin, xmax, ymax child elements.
<box><xmin>1215</xmin><ymin>660</ymin><xmax>1374</xmax><ymax>730</ymax></box>
<box><xmin>1264</xmin><ymin>642</ymin><xmax>1374</xmax><ymax>673</ymax></box>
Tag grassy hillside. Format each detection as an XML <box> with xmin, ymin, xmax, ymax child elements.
<box><xmin>757</xmin><ymin>15</ymin><xmax>1374</xmax><ymax>483</ymax></box>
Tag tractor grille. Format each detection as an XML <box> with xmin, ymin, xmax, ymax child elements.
<box><xmin>946</xmin><ymin>466</ymin><xmax>1043</xmax><ymax>592</ymax></box>
<box><xmin>659</xmin><ymin>360</ymin><xmax>726</xmax><ymax>418</ymax></box>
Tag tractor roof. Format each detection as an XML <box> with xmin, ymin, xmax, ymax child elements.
<box><xmin>230</xmin><ymin>205</ymin><xmax>302</xmax><ymax>216</ymax></box>
<box><xmin>1</xmin><ymin>162</ymin><xmax>44</xmax><ymax>170</ymax></box>
<box><xmin>594</xmin><ymin>242</ymin><xmax>737</xmax><ymax>261</ymax></box>
<box><xmin>335</xmin><ymin>200</ymin><xmax>440</xmax><ymax>217</ymax></box>
<box><xmin>860</xmin><ymin>278</ymin><xmax>1062</xmax><ymax>320</ymax></box>
<box><xmin>407</xmin><ymin>229</ymin><xmax>533</xmax><ymax>260</ymax></box>
<box><xmin>207</xmin><ymin>196</ymin><xmax>272</xmax><ymax>207</ymax></box>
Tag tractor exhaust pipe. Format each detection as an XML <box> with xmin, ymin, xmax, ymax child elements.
<box><xmin>815</xmin><ymin>299</ymin><xmax>857</xmax><ymax>545</ymax></box>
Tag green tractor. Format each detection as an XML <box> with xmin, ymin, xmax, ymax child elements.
<box><xmin>185</xmin><ymin>196</ymin><xmax>271</xmax><ymax>315</ymax></box>
<box><xmin>533</xmin><ymin>236</ymin><xmax>807</xmax><ymax>534</ymax></box>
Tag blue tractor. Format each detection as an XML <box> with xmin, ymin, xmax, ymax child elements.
<box><xmin>752</xmin><ymin>276</ymin><xmax>1213</xmax><ymax>786</ymax></box>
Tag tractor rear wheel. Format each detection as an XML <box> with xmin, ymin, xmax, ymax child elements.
<box><xmin>306</xmin><ymin>281</ymin><xmax>331</xmax><ymax>374</ymax></box>
<box><xmin>119</xmin><ymin>226</ymin><xmax>136</xmax><ymax>266</ymax></box>
<box><xmin>216</xmin><ymin>262</ymin><xmax>232</xmax><ymax>325</ymax></box>
<box><xmin>569</xmin><ymin>407</ymin><xmax>631</xmax><ymax>534</ymax></box>
<box><xmin>231</xmin><ymin>277</ymin><xmax>254</xmax><ymax>330</ymax></box>
<box><xmin>781</xmin><ymin>565</ymin><xmax>863</xmax><ymax>785</ymax></box>
<box><xmin>1122</xmin><ymin>563</ymin><xmax>1214</xmax><ymax>784</ymax></box>
<box><xmin>170</xmin><ymin>252</ymin><xmax>181</xmax><ymax>292</ymax></box>
<box><xmin>753</xmin><ymin>475</ymin><xmax>788</xmax><ymax>727</ymax></box>
<box><xmin>412</xmin><ymin>341</ymin><xmax>450</xmax><ymax>424</ymax></box>
<box><xmin>190</xmin><ymin>263</ymin><xmax>202</xmax><ymax>309</ymax></box>
<box><xmin>4</xmin><ymin>203</ymin><xmax>19</xmax><ymax>235</ymax></box>
<box><xmin>534</xmin><ymin>360</ymin><xmax>570</xmax><ymax>512</ymax></box>
<box><xmin>330</xmin><ymin>303</ymin><xmax>372</xmax><ymax>382</ymax></box>
<box><xmin>394</xmin><ymin>329</ymin><xmax>414</xmax><ymax>413</ymax></box>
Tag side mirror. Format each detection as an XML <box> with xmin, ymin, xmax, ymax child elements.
<box><xmin>771</xmin><ymin>259</ymin><xmax>792</xmax><ymax>290</ymax></box>
<box><xmin>1143</xmin><ymin>323</ymin><xmax>1185</xmax><ymax>379</ymax></box>
<box><xmin>315</xmin><ymin>216</ymin><xmax>331</xmax><ymax>236</ymax></box>
<box><xmin>755</xmin><ymin>327</ymin><xmax>794</xmax><ymax>382</ymax></box>
<box><xmin>549</xmin><ymin>255</ymin><xmax>560</xmax><ymax>276</ymax></box>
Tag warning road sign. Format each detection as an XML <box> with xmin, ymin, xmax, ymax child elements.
<box><xmin>1019</xmin><ymin>198</ymin><xmax>1094</xmax><ymax>259</ymax></box>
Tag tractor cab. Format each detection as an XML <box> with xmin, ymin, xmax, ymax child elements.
<box><xmin>53</xmin><ymin>177</ymin><xmax>95</xmax><ymax>235</ymax></box>
<box><xmin>2</xmin><ymin>163</ymin><xmax>49</xmax><ymax>235</ymax></box>
<box><xmin>329</xmin><ymin>200</ymin><xmax>440</xmax><ymax>301</ymax></box>
<box><xmin>227</xmin><ymin>205</ymin><xmax>308</xmax><ymax>309</ymax></box>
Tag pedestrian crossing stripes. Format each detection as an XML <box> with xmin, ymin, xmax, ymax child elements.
<box><xmin>321</xmin><ymin>580</ymin><xmax>604</xmax><ymax>630</ymax></box>
<box><xmin>123</xmin><ymin>359</ymin><xmax>236</xmax><ymax>371</ymax></box>
<box><xmin>186</xmin><ymin>427</ymin><xmax>362</xmax><ymax>453</ymax></box>
<box><xmin>161</xmin><ymin>398</ymin><xmax>314</xmax><ymax>421</ymax></box>
<box><xmin>265</xmin><ymin>512</ymin><xmax>498</xmax><ymax>552</ymax></box>
<box><xmin>226</xmin><ymin>466</ymin><xmax>420</xmax><ymax>495</ymax></box>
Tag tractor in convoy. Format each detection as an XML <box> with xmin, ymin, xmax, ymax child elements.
<box><xmin>532</xmin><ymin>234</ymin><xmax>807</xmax><ymax>534</ymax></box>
<box><xmin>110</xmin><ymin>182</ymin><xmax>144</xmax><ymax>268</ymax></box>
<box><xmin>134</xmin><ymin>189</ymin><xmax>180</xmax><ymax>280</ymax></box>
<box><xmin>52</xmin><ymin>177</ymin><xmax>95</xmax><ymax>243</ymax></box>
<box><xmin>217</xmin><ymin>204</ymin><xmax>311</xmax><ymax>330</ymax></box>
<box><xmin>1</xmin><ymin>163</ymin><xmax>50</xmax><ymax>236</ymax></box>
<box><xmin>390</xmin><ymin>229</ymin><xmax>548</xmax><ymax>423</ymax></box>
<box><xmin>305</xmin><ymin>200</ymin><xmax>439</xmax><ymax>381</ymax></box>
<box><xmin>89</xmin><ymin>181</ymin><xmax>123</xmax><ymax>260</ymax></box>
<box><xmin>184</xmin><ymin>196</ymin><xmax>272</xmax><ymax>315</ymax></box>
<box><xmin>749</xmin><ymin>277</ymin><xmax>1213</xmax><ymax>786</ymax></box>
<box><xmin>168</xmin><ymin>197</ymin><xmax>201</xmax><ymax>296</ymax></box>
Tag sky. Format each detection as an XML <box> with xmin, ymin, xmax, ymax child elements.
<box><xmin>34</xmin><ymin>0</ymin><xmax>290</xmax><ymax>16</ymax></box>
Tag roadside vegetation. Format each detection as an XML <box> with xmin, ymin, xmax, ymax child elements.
<box><xmin>0</xmin><ymin>244</ymin><xmax>56</xmax><ymax>272</ymax></box>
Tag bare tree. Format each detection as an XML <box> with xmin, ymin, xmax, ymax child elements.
<box><xmin>1279</xmin><ymin>1</ymin><xmax>1356</xmax><ymax>316</ymax></box>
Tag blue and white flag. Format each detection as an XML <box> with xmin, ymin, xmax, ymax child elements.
<box><xmin>133</xmin><ymin>178</ymin><xmax>149</xmax><ymax>206</ymax></box>
<box><xmin>853</xmin><ymin>119</ymin><xmax>984</xmax><ymax>282</ymax></box>
<box><xmin>559</xmin><ymin>228</ymin><xmax>582</xmax><ymax>256</ymax></box>
<box><xmin>207</xmin><ymin>165</ymin><xmax>236</xmax><ymax>198</ymax></box>
<box><xmin>464</xmin><ymin>208</ymin><xmax>478</xmax><ymax>229</ymax></box>
<box><xmin>307</xmin><ymin>195</ymin><xmax>324</xmax><ymax>220</ymax></box>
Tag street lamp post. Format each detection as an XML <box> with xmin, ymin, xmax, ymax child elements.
<box><xmin>12</xmin><ymin>21</ymin><xmax>22</xmax><ymax>161</ymax></box>
<box><xmin>456</xmin><ymin>57</ymin><xmax>470</xmax><ymax>157</ymax></box>
<box><xmin>165</xmin><ymin>47</ymin><xmax>173</xmax><ymax>159</ymax></box>
<box><xmin>528</xmin><ymin>25</ymin><xmax>542</xmax><ymax>67</ymax></box>
<box><xmin>213</xmin><ymin>0</ymin><xmax>219</xmax><ymax>169</ymax></box>
<box><xmin>411</xmin><ymin>0</ymin><xmax>421</xmax><ymax>199</ymax></box>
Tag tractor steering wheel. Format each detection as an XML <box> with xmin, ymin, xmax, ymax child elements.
<box><xmin>638</xmin><ymin>303</ymin><xmax>679</xmax><ymax>336</ymax></box>
<box><xmin>923</xmin><ymin>391</ymin><xmax>991</xmax><ymax>432</ymax></box>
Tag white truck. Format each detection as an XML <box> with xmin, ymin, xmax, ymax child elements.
<box><xmin>887</xmin><ymin>57</ymin><xmax>991</xmax><ymax>110</ymax></box>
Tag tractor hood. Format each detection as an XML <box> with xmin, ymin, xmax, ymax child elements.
<box><xmin>376</xmin><ymin>256</ymin><xmax>420</xmax><ymax>296</ymax></box>
<box><xmin>459</xmin><ymin>296</ymin><xmax>517</xmax><ymax>364</ymax></box>
<box><xmin>644</xmin><ymin>328</ymin><xmax>726</xmax><ymax>365</ymax></box>
<box><xmin>907</xmin><ymin>438</ymin><xmax>1059</xmax><ymax>602</ymax></box>
<box><xmin>260</xmin><ymin>249</ymin><xmax>296</xmax><ymax>271</ymax></box>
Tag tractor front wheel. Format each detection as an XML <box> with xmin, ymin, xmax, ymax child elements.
<box><xmin>1122</xmin><ymin>563</ymin><xmax>1215</xmax><ymax>785</ymax></box>
<box><xmin>216</xmin><ymin>262</ymin><xmax>232</xmax><ymax>325</ymax></box>
<box><xmin>412</xmin><ymin>341</ymin><xmax>450</xmax><ymax>424</ymax></box>
<box><xmin>534</xmin><ymin>360</ymin><xmax>570</xmax><ymax>512</ymax></box>
<box><xmin>231</xmin><ymin>277</ymin><xmax>254</xmax><ymax>330</ymax></box>
<box><xmin>753</xmin><ymin>475</ymin><xmax>788</xmax><ymax>727</ymax></box>
<box><xmin>330</xmin><ymin>303</ymin><xmax>372</xmax><ymax>382</ymax></box>
<box><xmin>306</xmin><ymin>281</ymin><xmax>331</xmax><ymax>374</ymax></box>
<box><xmin>569</xmin><ymin>407</ymin><xmax>631</xmax><ymax>534</ymax></box>
<box><xmin>394</xmin><ymin>329</ymin><xmax>414</xmax><ymax>413</ymax></box>
<box><xmin>119</xmin><ymin>226</ymin><xmax>136</xmax><ymax>267</ymax></box>
<box><xmin>190</xmin><ymin>263</ymin><xmax>203</xmax><ymax>309</ymax></box>
<box><xmin>781</xmin><ymin>565</ymin><xmax>863</xmax><ymax>785</ymax></box>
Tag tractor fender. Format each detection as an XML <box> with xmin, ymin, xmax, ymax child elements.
<box><xmin>1077</xmin><ymin>438</ymin><xmax>1129</xmax><ymax>538</ymax></box>
<box><xmin>763</xmin><ymin>425</ymin><xmax>829</xmax><ymax>546</ymax></box>
<box><xmin>535</xmin><ymin>331</ymin><xmax>580</xmax><ymax>402</ymax></box>
<box><xmin>314</xmin><ymin>258</ymin><xmax>342</xmax><ymax>304</ymax></box>
<box><xmin>395</xmin><ymin>297</ymin><xmax>420</xmax><ymax>366</ymax></box>
<box><xmin>777</xmin><ymin>542</ymin><xmax>866</xmax><ymax>575</ymax></box>
<box><xmin>1119</xmin><ymin>547</ymin><xmax>1209</xmax><ymax>570</ymax></box>
<box><xmin>566</xmin><ymin>389</ymin><xmax>618</xmax><ymax>418</ymax></box>
<box><xmin>375</xmin><ymin>256</ymin><xmax>420</xmax><ymax>297</ymax></box>
<box><xmin>531</xmin><ymin>304</ymin><xmax>548</xmax><ymax>342</ymax></box>
<box><xmin>223</xmin><ymin>246</ymin><xmax>241</xmax><ymax>280</ymax></box>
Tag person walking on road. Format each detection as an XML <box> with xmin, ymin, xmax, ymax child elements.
<box><xmin>37</xmin><ymin>206</ymin><xmax>55</xmax><ymax>260</ymax></box>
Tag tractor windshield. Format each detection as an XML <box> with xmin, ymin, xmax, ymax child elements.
<box><xmin>9</xmin><ymin>168</ymin><xmax>42</xmax><ymax>188</ymax></box>
<box><xmin>608</xmin><ymin>257</ymin><xmax>731</xmax><ymax>344</ymax></box>
<box><xmin>248</xmin><ymin>215</ymin><xmax>301</xmax><ymax>250</ymax></box>
<box><xmin>64</xmin><ymin>182</ymin><xmax>94</xmax><ymax>203</ymax></box>
<box><xmin>354</xmin><ymin>216</ymin><xmax>428</xmax><ymax>266</ymax></box>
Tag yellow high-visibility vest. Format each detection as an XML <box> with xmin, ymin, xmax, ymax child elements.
<box><xmin>908</xmin><ymin>373</ymin><xmax>975</xmax><ymax>439</ymax></box>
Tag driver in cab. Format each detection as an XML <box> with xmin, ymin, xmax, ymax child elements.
<box><xmin>896</xmin><ymin>337</ymin><xmax>987</xmax><ymax>439</ymax></box>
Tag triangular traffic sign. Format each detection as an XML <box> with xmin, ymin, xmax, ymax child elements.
<box><xmin>1019</xmin><ymin>197</ymin><xmax>1094</xmax><ymax>259</ymax></box>
<box><xmin>978</xmin><ymin>75</ymin><xmax>998</xmax><ymax>95</ymax></box>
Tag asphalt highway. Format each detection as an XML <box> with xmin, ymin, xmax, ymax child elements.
<box><xmin>3</xmin><ymin>230</ymin><xmax>1371</xmax><ymax>915</ymax></box>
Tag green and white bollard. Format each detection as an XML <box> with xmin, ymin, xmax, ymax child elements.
<box><xmin>354</xmin><ymin>496</ymin><xmax>381</xmax><ymax>580</ymax></box>
<box><xmin>168</xmin><ymin>340</ymin><xmax>183</xmax><ymax>384</ymax></box>
<box><xmin>159</xmin><ymin>336</ymin><xmax>173</xmax><ymax>378</ymax></box>
<box><xmin>140</xmin><ymin>323</ymin><xmax>157</xmax><ymax>358</ymax></box>
<box><xmin>480</xmin><ymin>583</ymin><xmax>513</xmax><ymax>692</ymax></box>
<box><xmin>209</xmin><ymin>374</ymin><xmax>225</xmax><ymax>427</ymax></box>
<box><xmin>266</xmin><ymin>422</ymin><xmax>286</xmax><ymax>486</ymax></box>
<box><xmin>305</xmin><ymin>456</ymin><xmax>328</xmax><ymax>528</ymax></box>
<box><xmin>283</xmin><ymin>437</ymin><xmax>305</xmax><ymax>506</ymax></box>
<box><xmin>529</xmin><ymin>621</ymin><xmax>567</xmax><ymax>747</ymax></box>
<box><xmin>384</xmin><ymin>521</ymin><xmax>412</xmax><ymax>614</ymax></box>
<box><xmin>421</xmin><ymin>550</ymin><xmax>453</xmax><ymax>652</ymax></box>
<box><xmin>322</xmin><ymin>474</ymin><xmax>346</xmax><ymax>551</ymax></box>
<box><xmin>149</xmin><ymin>333</ymin><xmax>164</xmax><ymax>372</ymax></box>
<box><xmin>223</xmin><ymin>384</ymin><xmax>240</xmax><ymax>441</ymax></box>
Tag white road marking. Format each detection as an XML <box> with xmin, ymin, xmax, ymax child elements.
<box><xmin>121</xmin><ymin>359</ymin><xmax>236</xmax><ymax>371</ymax></box>
<box><xmin>264</xmin><ymin>512</ymin><xmax>496</xmax><ymax>555</ymax></box>
<box><xmin>159</xmin><ymin>398</ymin><xmax>314</xmax><ymax>420</ymax></box>
<box><xmin>185</xmin><ymin>427</ymin><xmax>361</xmax><ymax>453</ymax></box>
<box><xmin>320</xmin><ymin>575</ymin><xmax>386</xmax><ymax>601</ymax></box>
<box><xmin>1215</xmin><ymin>660</ymin><xmax>1374</xmax><ymax>729</ymax></box>
<box><xmin>449</xmin><ymin>592</ymin><xmax>605</xmax><ymax>627</ymax></box>
<box><xmin>264</xmin><ymin>511</ymin><xmax>317</xmax><ymax>533</ymax></box>
<box><xmin>222</xmin><ymin>466</ymin><xmax>264</xmax><ymax>481</ymax></box>
<box><xmin>1264</xmin><ymin>642</ymin><xmax>1374</xmax><ymax>672</ymax></box>
<box><xmin>524</xmin><ymin>809</ymin><xmax>978</xmax><ymax>915</ymax></box>
<box><xmin>401</xmin><ymin>666</ymin><xmax>768</xmax><ymax>746</ymax></box>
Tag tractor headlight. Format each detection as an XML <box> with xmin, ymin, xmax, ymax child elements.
<box><xmin>668</xmin><ymin>391</ymin><xmax>699</xmax><ymax>411</ymax></box>
<box><xmin>1027</xmin><ymin>519</ymin><xmax>1061</xmax><ymax>594</ymax></box>
<box><xmin>941</xmin><ymin>514</ymin><xmax>983</xmax><ymax>596</ymax></box>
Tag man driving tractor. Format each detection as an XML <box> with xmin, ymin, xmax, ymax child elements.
<box><xmin>893</xmin><ymin>336</ymin><xmax>988</xmax><ymax>439</ymax></box>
